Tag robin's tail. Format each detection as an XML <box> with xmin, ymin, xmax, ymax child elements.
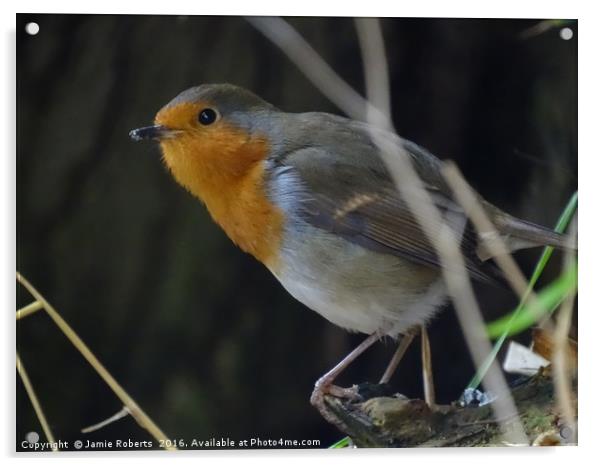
<box><xmin>476</xmin><ymin>215</ymin><xmax>576</xmax><ymax>261</ymax></box>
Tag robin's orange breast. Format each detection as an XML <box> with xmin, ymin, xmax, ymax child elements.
<box><xmin>156</xmin><ymin>108</ymin><xmax>285</xmax><ymax>270</ymax></box>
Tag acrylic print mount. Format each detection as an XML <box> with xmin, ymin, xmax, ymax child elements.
<box><xmin>17</xmin><ymin>14</ymin><xmax>577</xmax><ymax>451</ymax></box>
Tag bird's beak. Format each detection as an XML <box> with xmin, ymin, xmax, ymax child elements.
<box><xmin>129</xmin><ymin>125</ymin><xmax>180</xmax><ymax>142</ymax></box>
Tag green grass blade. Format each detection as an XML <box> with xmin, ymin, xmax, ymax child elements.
<box><xmin>467</xmin><ymin>192</ymin><xmax>577</xmax><ymax>390</ymax></box>
<box><xmin>486</xmin><ymin>262</ymin><xmax>577</xmax><ymax>338</ymax></box>
<box><xmin>329</xmin><ymin>436</ymin><xmax>351</xmax><ymax>448</ymax></box>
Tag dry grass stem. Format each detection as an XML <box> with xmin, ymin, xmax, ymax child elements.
<box><xmin>81</xmin><ymin>406</ymin><xmax>131</xmax><ymax>434</ymax></box>
<box><xmin>552</xmin><ymin>219</ymin><xmax>578</xmax><ymax>442</ymax></box>
<box><xmin>420</xmin><ymin>326</ymin><xmax>436</xmax><ymax>408</ymax></box>
<box><xmin>16</xmin><ymin>272</ymin><xmax>177</xmax><ymax>451</ymax></box>
<box><xmin>379</xmin><ymin>331</ymin><xmax>415</xmax><ymax>384</ymax></box>
<box><xmin>17</xmin><ymin>300</ymin><xmax>43</xmax><ymax>320</ymax></box>
<box><xmin>441</xmin><ymin>162</ymin><xmax>539</xmax><ymax>300</ymax></box>
<box><xmin>354</xmin><ymin>18</ymin><xmax>527</xmax><ymax>445</ymax></box>
<box><xmin>246</xmin><ymin>17</ymin><xmax>387</xmax><ymax>124</ymax></box>
<box><xmin>353</xmin><ymin>18</ymin><xmax>392</xmax><ymax>129</ymax></box>
<box><xmin>16</xmin><ymin>352</ymin><xmax>58</xmax><ymax>450</ymax></box>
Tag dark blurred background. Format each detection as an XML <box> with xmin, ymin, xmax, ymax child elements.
<box><xmin>16</xmin><ymin>15</ymin><xmax>577</xmax><ymax>450</ymax></box>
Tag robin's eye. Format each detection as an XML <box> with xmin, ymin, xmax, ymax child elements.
<box><xmin>198</xmin><ymin>108</ymin><xmax>218</xmax><ymax>125</ymax></box>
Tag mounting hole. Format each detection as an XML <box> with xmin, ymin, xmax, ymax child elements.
<box><xmin>559</xmin><ymin>27</ymin><xmax>573</xmax><ymax>41</ymax></box>
<box><xmin>25</xmin><ymin>22</ymin><xmax>39</xmax><ymax>36</ymax></box>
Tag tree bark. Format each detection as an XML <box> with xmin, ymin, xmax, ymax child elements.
<box><xmin>323</xmin><ymin>371</ymin><xmax>577</xmax><ymax>447</ymax></box>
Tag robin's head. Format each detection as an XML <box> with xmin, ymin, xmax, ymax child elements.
<box><xmin>130</xmin><ymin>83</ymin><xmax>278</xmax><ymax>199</ymax></box>
<box><xmin>130</xmin><ymin>84</ymin><xmax>285</xmax><ymax>266</ymax></box>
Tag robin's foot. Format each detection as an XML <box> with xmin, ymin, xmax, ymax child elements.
<box><xmin>310</xmin><ymin>382</ymin><xmax>360</xmax><ymax>406</ymax></box>
<box><xmin>310</xmin><ymin>377</ymin><xmax>363</xmax><ymax>431</ymax></box>
<box><xmin>308</xmin><ymin>332</ymin><xmax>381</xmax><ymax>431</ymax></box>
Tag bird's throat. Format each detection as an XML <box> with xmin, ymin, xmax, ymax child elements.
<box><xmin>160</xmin><ymin>136</ymin><xmax>284</xmax><ymax>271</ymax></box>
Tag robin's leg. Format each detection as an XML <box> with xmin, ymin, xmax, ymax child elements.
<box><xmin>420</xmin><ymin>325</ymin><xmax>436</xmax><ymax>408</ymax></box>
<box><xmin>311</xmin><ymin>332</ymin><xmax>380</xmax><ymax>425</ymax></box>
<box><xmin>379</xmin><ymin>327</ymin><xmax>418</xmax><ymax>384</ymax></box>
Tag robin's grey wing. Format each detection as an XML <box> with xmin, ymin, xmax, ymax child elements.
<box><xmin>270</xmin><ymin>142</ymin><xmax>502</xmax><ymax>285</ymax></box>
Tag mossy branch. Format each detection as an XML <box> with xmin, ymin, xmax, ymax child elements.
<box><xmin>323</xmin><ymin>372</ymin><xmax>576</xmax><ymax>447</ymax></box>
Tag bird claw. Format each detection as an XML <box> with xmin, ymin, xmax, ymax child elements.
<box><xmin>311</xmin><ymin>377</ymin><xmax>361</xmax><ymax>404</ymax></box>
<box><xmin>310</xmin><ymin>379</ymin><xmax>363</xmax><ymax>431</ymax></box>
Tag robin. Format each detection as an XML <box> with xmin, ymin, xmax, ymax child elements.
<box><xmin>130</xmin><ymin>83</ymin><xmax>571</xmax><ymax>425</ymax></box>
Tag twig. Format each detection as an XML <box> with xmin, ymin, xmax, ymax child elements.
<box><xmin>552</xmin><ymin>218</ymin><xmax>578</xmax><ymax>442</ymax></box>
<box><xmin>420</xmin><ymin>326</ymin><xmax>435</xmax><ymax>408</ymax></box>
<box><xmin>353</xmin><ymin>17</ymin><xmax>392</xmax><ymax>130</ymax></box>
<box><xmin>16</xmin><ymin>272</ymin><xmax>177</xmax><ymax>451</ymax></box>
<box><xmin>379</xmin><ymin>331</ymin><xmax>415</xmax><ymax>384</ymax></box>
<box><xmin>440</xmin><ymin>162</ymin><xmax>534</xmax><ymax>299</ymax></box>
<box><xmin>353</xmin><ymin>18</ymin><xmax>528</xmax><ymax>445</ymax></box>
<box><xmin>16</xmin><ymin>352</ymin><xmax>58</xmax><ymax>450</ymax></box>
<box><xmin>81</xmin><ymin>406</ymin><xmax>131</xmax><ymax>434</ymax></box>
<box><xmin>17</xmin><ymin>301</ymin><xmax>44</xmax><ymax>320</ymax></box>
<box><xmin>246</xmin><ymin>17</ymin><xmax>386</xmax><ymax>124</ymax></box>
